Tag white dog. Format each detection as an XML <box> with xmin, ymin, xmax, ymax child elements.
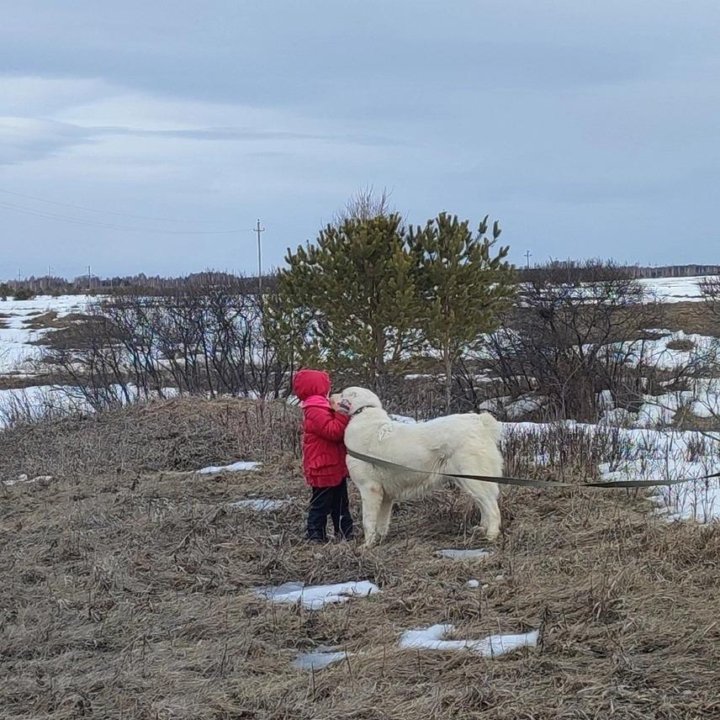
<box><xmin>335</xmin><ymin>387</ymin><xmax>503</xmax><ymax>547</ymax></box>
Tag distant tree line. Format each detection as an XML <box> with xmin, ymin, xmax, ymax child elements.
<box><xmin>518</xmin><ymin>262</ymin><xmax>720</xmax><ymax>283</ymax></box>
<box><xmin>0</xmin><ymin>271</ymin><xmax>277</xmax><ymax>299</ymax></box>
<box><xmin>3</xmin><ymin>258</ymin><xmax>718</xmax><ymax>301</ymax></box>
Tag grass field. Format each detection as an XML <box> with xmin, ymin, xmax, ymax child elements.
<box><xmin>2</xmin><ymin>398</ymin><xmax>720</xmax><ymax>719</ymax></box>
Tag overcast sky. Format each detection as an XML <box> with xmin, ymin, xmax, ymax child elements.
<box><xmin>1</xmin><ymin>1</ymin><xmax>719</xmax><ymax>280</ymax></box>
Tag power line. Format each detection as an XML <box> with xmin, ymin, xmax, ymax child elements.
<box><xmin>0</xmin><ymin>187</ymin><xmax>196</xmax><ymax>224</ymax></box>
<box><xmin>0</xmin><ymin>198</ymin><xmax>247</xmax><ymax>235</ymax></box>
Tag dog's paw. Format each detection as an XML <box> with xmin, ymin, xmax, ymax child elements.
<box><xmin>476</xmin><ymin>525</ymin><xmax>500</xmax><ymax>542</ymax></box>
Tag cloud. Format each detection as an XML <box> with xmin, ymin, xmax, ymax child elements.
<box><xmin>0</xmin><ymin>117</ymin><xmax>97</xmax><ymax>165</ymax></box>
<box><xmin>0</xmin><ymin>76</ymin><xmax>110</xmax><ymax>115</ymax></box>
<box><xmin>0</xmin><ymin>75</ymin><xmax>403</xmax><ymax>173</ymax></box>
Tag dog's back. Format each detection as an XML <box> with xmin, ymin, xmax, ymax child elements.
<box><xmin>347</xmin><ymin>409</ymin><xmax>502</xmax><ymax>489</ymax></box>
<box><xmin>392</xmin><ymin>411</ymin><xmax>501</xmax><ymax>458</ymax></box>
<box><xmin>473</xmin><ymin>412</ymin><xmax>502</xmax><ymax>444</ymax></box>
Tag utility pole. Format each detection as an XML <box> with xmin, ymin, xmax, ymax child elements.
<box><xmin>524</xmin><ymin>250</ymin><xmax>532</xmax><ymax>269</ymax></box>
<box><xmin>87</xmin><ymin>265</ymin><xmax>91</xmax><ymax>291</ymax></box>
<box><xmin>255</xmin><ymin>219</ymin><xmax>265</xmax><ymax>296</ymax></box>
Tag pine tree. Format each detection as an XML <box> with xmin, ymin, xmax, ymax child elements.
<box><xmin>271</xmin><ymin>212</ymin><xmax>420</xmax><ymax>389</ymax></box>
<box><xmin>408</xmin><ymin>212</ymin><xmax>516</xmax><ymax>411</ymax></box>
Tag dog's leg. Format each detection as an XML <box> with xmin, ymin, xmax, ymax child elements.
<box><xmin>454</xmin><ymin>478</ymin><xmax>501</xmax><ymax>541</ymax></box>
<box><xmin>358</xmin><ymin>481</ymin><xmax>384</xmax><ymax>547</ymax></box>
<box><xmin>375</xmin><ymin>494</ymin><xmax>394</xmax><ymax>541</ymax></box>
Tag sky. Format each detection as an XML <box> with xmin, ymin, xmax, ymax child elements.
<box><xmin>1</xmin><ymin>0</ymin><xmax>719</xmax><ymax>281</ymax></box>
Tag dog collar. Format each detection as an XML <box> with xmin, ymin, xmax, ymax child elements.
<box><xmin>351</xmin><ymin>405</ymin><xmax>370</xmax><ymax>417</ymax></box>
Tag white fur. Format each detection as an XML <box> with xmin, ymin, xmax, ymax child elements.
<box><xmin>338</xmin><ymin>387</ymin><xmax>503</xmax><ymax>547</ymax></box>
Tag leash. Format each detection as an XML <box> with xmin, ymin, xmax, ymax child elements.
<box><xmin>345</xmin><ymin>447</ymin><xmax>720</xmax><ymax>490</ymax></box>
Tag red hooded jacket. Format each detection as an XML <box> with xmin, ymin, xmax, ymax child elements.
<box><xmin>292</xmin><ymin>368</ymin><xmax>349</xmax><ymax>488</ymax></box>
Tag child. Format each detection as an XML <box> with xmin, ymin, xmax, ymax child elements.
<box><xmin>292</xmin><ymin>368</ymin><xmax>354</xmax><ymax>542</ymax></box>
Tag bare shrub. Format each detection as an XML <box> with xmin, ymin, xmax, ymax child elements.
<box><xmin>502</xmin><ymin>421</ymin><xmax>625</xmax><ymax>481</ymax></box>
<box><xmin>699</xmin><ymin>275</ymin><xmax>720</xmax><ymax>328</ymax></box>
<box><xmin>47</xmin><ymin>274</ymin><xmax>290</xmax><ymax>409</ymax></box>
<box><xmin>483</xmin><ymin>260</ymin><xmax>662</xmax><ymax>422</ymax></box>
<box><xmin>650</xmin><ymin>340</ymin><xmax>720</xmax><ymax>436</ymax></box>
<box><xmin>0</xmin><ymin>386</ymin><xmax>80</xmax><ymax>429</ymax></box>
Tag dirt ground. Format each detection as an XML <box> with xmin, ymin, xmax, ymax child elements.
<box><xmin>2</xmin><ymin>398</ymin><xmax>720</xmax><ymax>719</ymax></box>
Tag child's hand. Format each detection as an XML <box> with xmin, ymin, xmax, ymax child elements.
<box><xmin>330</xmin><ymin>393</ymin><xmax>346</xmax><ymax>413</ymax></box>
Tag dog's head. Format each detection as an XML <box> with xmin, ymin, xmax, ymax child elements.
<box><xmin>336</xmin><ymin>386</ymin><xmax>383</xmax><ymax>416</ymax></box>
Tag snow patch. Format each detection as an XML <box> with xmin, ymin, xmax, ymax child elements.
<box><xmin>254</xmin><ymin>581</ymin><xmax>380</xmax><ymax>610</ymax></box>
<box><xmin>599</xmin><ymin>455</ymin><xmax>720</xmax><ymax>523</ymax></box>
<box><xmin>227</xmin><ymin>498</ymin><xmax>290</xmax><ymax>511</ymax></box>
<box><xmin>399</xmin><ymin>624</ymin><xmax>539</xmax><ymax>656</ymax></box>
<box><xmin>0</xmin><ymin>384</ymin><xmax>180</xmax><ymax>429</ymax></box>
<box><xmin>508</xmin><ymin>420</ymin><xmax>720</xmax><ymax>522</ymax></box>
<box><xmin>2</xmin><ymin>473</ymin><xmax>54</xmax><ymax>487</ymax></box>
<box><xmin>197</xmin><ymin>461</ymin><xmax>261</xmax><ymax>474</ymax></box>
<box><xmin>292</xmin><ymin>648</ymin><xmax>349</xmax><ymax>670</ymax></box>
<box><xmin>599</xmin><ymin>408</ymin><xmax>637</xmax><ymax>426</ymax></box>
<box><xmin>436</xmin><ymin>548</ymin><xmax>493</xmax><ymax>560</ymax></box>
<box><xmin>479</xmin><ymin>394</ymin><xmax>547</xmax><ymax>419</ymax></box>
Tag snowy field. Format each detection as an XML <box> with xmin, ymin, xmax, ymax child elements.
<box><xmin>0</xmin><ymin>276</ymin><xmax>709</xmax><ymax>374</ymax></box>
<box><xmin>0</xmin><ymin>277</ymin><xmax>708</xmax><ymax>376</ymax></box>
<box><xmin>2</xmin><ymin>277</ymin><xmax>720</xmax><ymax>523</ymax></box>
<box><xmin>637</xmin><ymin>275</ymin><xmax>709</xmax><ymax>303</ymax></box>
<box><xmin>0</xmin><ymin>294</ymin><xmax>91</xmax><ymax>373</ymax></box>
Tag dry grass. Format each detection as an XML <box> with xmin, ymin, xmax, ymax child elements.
<box><xmin>0</xmin><ymin>374</ymin><xmax>71</xmax><ymax>391</ymax></box>
<box><xmin>2</xmin><ymin>399</ymin><xmax>720</xmax><ymax>719</ymax></box>
<box><xmin>655</xmin><ymin>302</ymin><xmax>720</xmax><ymax>338</ymax></box>
<box><xmin>0</xmin><ymin>397</ymin><xmax>301</xmax><ymax>482</ymax></box>
<box><xmin>22</xmin><ymin>310</ymin><xmax>59</xmax><ymax>329</ymax></box>
<box><xmin>27</xmin><ymin>312</ymin><xmax>96</xmax><ymax>352</ymax></box>
<box><xmin>23</xmin><ymin>311</ymin><xmax>91</xmax><ymax>333</ymax></box>
<box><xmin>672</xmin><ymin>407</ymin><xmax>720</xmax><ymax>433</ymax></box>
<box><xmin>664</xmin><ymin>339</ymin><xmax>697</xmax><ymax>353</ymax></box>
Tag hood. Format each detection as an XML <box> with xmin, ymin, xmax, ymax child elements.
<box><xmin>292</xmin><ymin>368</ymin><xmax>331</xmax><ymax>401</ymax></box>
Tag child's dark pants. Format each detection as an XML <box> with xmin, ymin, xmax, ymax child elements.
<box><xmin>307</xmin><ymin>478</ymin><xmax>354</xmax><ymax>541</ymax></box>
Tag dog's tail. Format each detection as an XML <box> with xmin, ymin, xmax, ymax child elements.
<box><xmin>474</xmin><ymin>412</ymin><xmax>502</xmax><ymax>444</ymax></box>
